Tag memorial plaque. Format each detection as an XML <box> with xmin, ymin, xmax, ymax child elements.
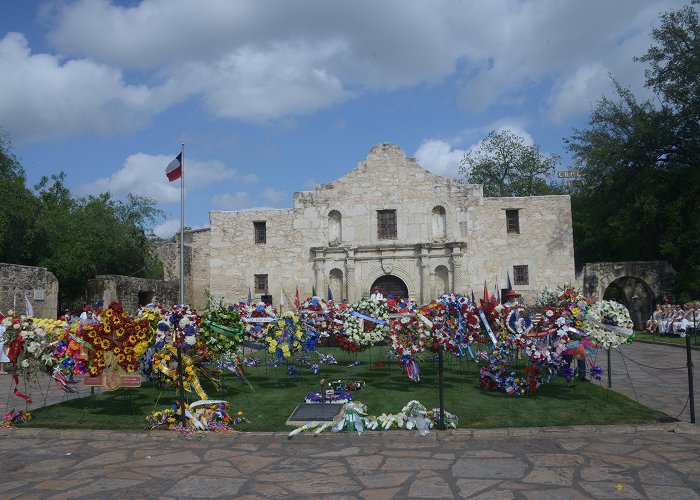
<box><xmin>33</xmin><ymin>289</ymin><xmax>45</xmax><ymax>301</ymax></box>
<box><xmin>286</xmin><ymin>403</ymin><xmax>345</xmax><ymax>426</ymax></box>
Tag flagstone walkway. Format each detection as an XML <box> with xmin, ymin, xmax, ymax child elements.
<box><xmin>0</xmin><ymin>423</ymin><xmax>698</xmax><ymax>498</ymax></box>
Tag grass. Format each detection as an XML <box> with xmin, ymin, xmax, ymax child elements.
<box><xmin>27</xmin><ymin>345</ymin><xmax>664</xmax><ymax>431</ymax></box>
<box><xmin>635</xmin><ymin>331</ymin><xmax>700</xmax><ymax>347</ymax></box>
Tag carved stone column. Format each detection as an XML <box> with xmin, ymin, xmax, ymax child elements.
<box><xmin>345</xmin><ymin>248</ymin><xmax>356</xmax><ymax>302</ymax></box>
<box><xmin>450</xmin><ymin>248</ymin><xmax>463</xmax><ymax>294</ymax></box>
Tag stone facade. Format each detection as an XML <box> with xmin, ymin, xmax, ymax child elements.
<box><xmin>0</xmin><ymin>263</ymin><xmax>59</xmax><ymax>318</ymax></box>
<box><xmin>171</xmin><ymin>144</ymin><xmax>576</xmax><ymax>309</ymax></box>
<box><xmin>86</xmin><ymin>275</ymin><xmax>179</xmax><ymax>314</ymax></box>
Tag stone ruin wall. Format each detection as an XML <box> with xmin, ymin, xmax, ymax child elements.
<box><xmin>87</xmin><ymin>275</ymin><xmax>179</xmax><ymax>314</ymax></box>
<box><xmin>0</xmin><ymin>263</ymin><xmax>59</xmax><ymax>318</ymax></box>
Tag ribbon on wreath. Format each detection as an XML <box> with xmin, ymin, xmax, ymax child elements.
<box><xmin>7</xmin><ymin>320</ymin><xmax>32</xmax><ymax>405</ymax></box>
<box><xmin>349</xmin><ymin>311</ymin><xmax>388</xmax><ymax>326</ymax></box>
<box><xmin>400</xmin><ymin>355</ymin><xmax>421</xmax><ymax>382</ymax></box>
<box><xmin>478</xmin><ymin>309</ymin><xmax>499</xmax><ymax>346</ymax></box>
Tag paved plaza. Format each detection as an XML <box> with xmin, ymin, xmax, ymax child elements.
<box><xmin>0</xmin><ymin>341</ymin><xmax>697</xmax><ymax>498</ymax></box>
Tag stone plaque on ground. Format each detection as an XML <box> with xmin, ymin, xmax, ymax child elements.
<box><xmin>286</xmin><ymin>403</ymin><xmax>345</xmax><ymax>426</ymax></box>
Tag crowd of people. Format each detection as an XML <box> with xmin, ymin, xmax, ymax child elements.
<box><xmin>644</xmin><ymin>301</ymin><xmax>699</xmax><ymax>336</ymax></box>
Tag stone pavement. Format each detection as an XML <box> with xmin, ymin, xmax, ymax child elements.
<box><xmin>593</xmin><ymin>341</ymin><xmax>697</xmax><ymax>423</ymax></box>
<box><xmin>0</xmin><ymin>423</ymin><xmax>698</xmax><ymax>498</ymax></box>
<box><xmin>0</xmin><ymin>342</ymin><xmax>697</xmax><ymax>498</ymax></box>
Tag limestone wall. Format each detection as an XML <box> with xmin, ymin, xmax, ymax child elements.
<box><xmin>170</xmin><ymin>143</ymin><xmax>577</xmax><ymax>307</ymax></box>
<box><xmin>86</xmin><ymin>275</ymin><xmax>179</xmax><ymax>314</ymax></box>
<box><xmin>0</xmin><ymin>263</ymin><xmax>59</xmax><ymax>318</ymax></box>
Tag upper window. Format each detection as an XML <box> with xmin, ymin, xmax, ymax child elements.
<box><xmin>254</xmin><ymin>274</ymin><xmax>268</xmax><ymax>293</ymax></box>
<box><xmin>377</xmin><ymin>209</ymin><xmax>397</xmax><ymax>239</ymax></box>
<box><xmin>506</xmin><ymin>209</ymin><xmax>520</xmax><ymax>234</ymax></box>
<box><xmin>513</xmin><ymin>265</ymin><xmax>529</xmax><ymax>286</ymax></box>
<box><xmin>254</xmin><ymin>221</ymin><xmax>266</xmax><ymax>244</ymax></box>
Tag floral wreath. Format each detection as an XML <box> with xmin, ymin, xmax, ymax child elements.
<box><xmin>199</xmin><ymin>299</ymin><xmax>245</xmax><ymax>358</ymax></box>
<box><xmin>388</xmin><ymin>312</ymin><xmax>429</xmax><ymax>356</ymax></box>
<box><xmin>240</xmin><ymin>302</ymin><xmax>275</xmax><ymax>341</ymax></box>
<box><xmin>337</xmin><ymin>298</ymin><xmax>389</xmax><ymax>351</ymax></box>
<box><xmin>152</xmin><ymin>344</ymin><xmax>208</xmax><ymax>400</ymax></box>
<box><xmin>79</xmin><ymin>302</ymin><xmax>151</xmax><ymax>375</ymax></box>
<box><xmin>155</xmin><ymin>305</ymin><xmax>199</xmax><ymax>350</ymax></box>
<box><xmin>584</xmin><ymin>300</ymin><xmax>634</xmax><ymax>349</ymax></box>
<box><xmin>264</xmin><ymin>312</ymin><xmax>304</xmax><ymax>359</ymax></box>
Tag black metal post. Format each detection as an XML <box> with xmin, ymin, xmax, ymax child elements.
<box><xmin>607</xmin><ymin>348</ymin><xmax>612</xmax><ymax>388</ymax></box>
<box><xmin>685</xmin><ymin>334</ymin><xmax>696</xmax><ymax>424</ymax></box>
<box><xmin>177</xmin><ymin>344</ymin><xmax>186</xmax><ymax>424</ymax></box>
<box><xmin>438</xmin><ymin>347</ymin><xmax>445</xmax><ymax>430</ymax></box>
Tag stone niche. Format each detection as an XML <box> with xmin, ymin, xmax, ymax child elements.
<box><xmin>87</xmin><ymin>275</ymin><xmax>179</xmax><ymax>314</ymax></box>
<box><xmin>0</xmin><ymin>263</ymin><xmax>59</xmax><ymax>318</ymax></box>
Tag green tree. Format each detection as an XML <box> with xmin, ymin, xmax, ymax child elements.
<box><xmin>459</xmin><ymin>130</ymin><xmax>563</xmax><ymax>197</ymax></box>
<box><xmin>0</xmin><ymin>131</ymin><xmax>39</xmax><ymax>264</ymax></box>
<box><xmin>568</xmin><ymin>1</ymin><xmax>700</xmax><ymax>301</ymax></box>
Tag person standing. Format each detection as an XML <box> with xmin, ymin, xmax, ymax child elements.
<box><xmin>630</xmin><ymin>295</ymin><xmax>643</xmax><ymax>331</ymax></box>
<box><xmin>0</xmin><ymin>313</ymin><xmax>9</xmax><ymax>374</ymax></box>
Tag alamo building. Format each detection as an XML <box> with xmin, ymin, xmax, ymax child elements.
<box><xmin>158</xmin><ymin>143</ymin><xmax>575</xmax><ymax>309</ymax></box>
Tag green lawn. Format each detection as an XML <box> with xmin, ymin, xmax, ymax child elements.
<box><xmin>27</xmin><ymin>345</ymin><xmax>663</xmax><ymax>431</ymax></box>
<box><xmin>635</xmin><ymin>331</ymin><xmax>700</xmax><ymax>347</ymax></box>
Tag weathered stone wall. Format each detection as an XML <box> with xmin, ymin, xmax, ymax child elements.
<box><xmin>191</xmin><ymin>143</ymin><xmax>576</xmax><ymax>306</ymax></box>
<box><xmin>86</xmin><ymin>275</ymin><xmax>178</xmax><ymax>314</ymax></box>
<box><xmin>0</xmin><ymin>263</ymin><xmax>59</xmax><ymax>318</ymax></box>
<box><xmin>576</xmin><ymin>261</ymin><xmax>676</xmax><ymax>324</ymax></box>
<box><xmin>153</xmin><ymin>229</ymin><xmax>211</xmax><ymax>309</ymax></box>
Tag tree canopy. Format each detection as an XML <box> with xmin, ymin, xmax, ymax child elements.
<box><xmin>567</xmin><ymin>1</ymin><xmax>700</xmax><ymax>301</ymax></box>
<box><xmin>0</xmin><ymin>135</ymin><xmax>164</xmax><ymax>305</ymax></box>
<box><xmin>459</xmin><ymin>129</ymin><xmax>562</xmax><ymax>197</ymax></box>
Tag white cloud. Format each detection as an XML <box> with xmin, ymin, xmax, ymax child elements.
<box><xmin>210</xmin><ymin>192</ymin><xmax>253</xmax><ymax>210</ymax></box>
<box><xmin>414</xmin><ymin>140</ymin><xmax>466</xmax><ymax>177</ymax></box>
<box><xmin>152</xmin><ymin>219</ymin><xmax>181</xmax><ymax>238</ymax></box>
<box><xmin>260</xmin><ymin>187</ymin><xmax>287</xmax><ymax>205</ymax></box>
<box><xmin>85</xmin><ymin>153</ymin><xmax>242</xmax><ymax>203</ymax></box>
<box><xmin>0</xmin><ymin>32</ymin><xmax>163</xmax><ymax>144</ymax></box>
<box><xmin>1</xmin><ymin>0</ymin><xmax>685</xmax><ymax>143</ymax></box>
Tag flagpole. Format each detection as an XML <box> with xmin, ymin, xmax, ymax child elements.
<box><xmin>178</xmin><ymin>142</ymin><xmax>186</xmax><ymax>426</ymax></box>
<box><xmin>179</xmin><ymin>143</ymin><xmax>185</xmax><ymax>304</ymax></box>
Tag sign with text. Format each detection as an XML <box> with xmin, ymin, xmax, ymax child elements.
<box><xmin>557</xmin><ymin>170</ymin><xmax>581</xmax><ymax>179</ymax></box>
<box><xmin>84</xmin><ymin>373</ymin><xmax>142</xmax><ymax>391</ymax></box>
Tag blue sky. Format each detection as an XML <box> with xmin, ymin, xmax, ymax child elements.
<box><xmin>0</xmin><ymin>0</ymin><xmax>685</xmax><ymax>237</ymax></box>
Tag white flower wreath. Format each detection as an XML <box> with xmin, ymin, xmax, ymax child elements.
<box><xmin>342</xmin><ymin>298</ymin><xmax>389</xmax><ymax>347</ymax></box>
<box><xmin>584</xmin><ymin>300</ymin><xmax>634</xmax><ymax>349</ymax></box>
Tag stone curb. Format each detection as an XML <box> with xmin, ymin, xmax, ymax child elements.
<box><xmin>2</xmin><ymin>421</ymin><xmax>696</xmax><ymax>443</ymax></box>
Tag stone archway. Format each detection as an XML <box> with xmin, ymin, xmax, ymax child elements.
<box><xmin>603</xmin><ymin>276</ymin><xmax>655</xmax><ymax>330</ymax></box>
<box><xmin>370</xmin><ymin>275</ymin><xmax>409</xmax><ymax>299</ymax></box>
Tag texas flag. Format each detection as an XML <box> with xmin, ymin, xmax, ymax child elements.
<box><xmin>165</xmin><ymin>153</ymin><xmax>182</xmax><ymax>182</ymax></box>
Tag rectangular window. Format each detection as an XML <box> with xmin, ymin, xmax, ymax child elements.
<box><xmin>506</xmin><ymin>209</ymin><xmax>520</xmax><ymax>234</ymax></box>
<box><xmin>254</xmin><ymin>221</ymin><xmax>266</xmax><ymax>244</ymax></box>
<box><xmin>254</xmin><ymin>274</ymin><xmax>268</xmax><ymax>293</ymax></box>
<box><xmin>377</xmin><ymin>209</ymin><xmax>397</xmax><ymax>239</ymax></box>
<box><xmin>513</xmin><ymin>265</ymin><xmax>529</xmax><ymax>286</ymax></box>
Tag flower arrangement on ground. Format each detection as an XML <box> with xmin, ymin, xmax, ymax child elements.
<box><xmin>199</xmin><ymin>298</ymin><xmax>244</xmax><ymax>359</ymax></box>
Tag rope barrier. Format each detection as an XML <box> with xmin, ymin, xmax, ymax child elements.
<box><xmin>617</xmin><ymin>350</ymin><xmax>686</xmax><ymax>371</ymax></box>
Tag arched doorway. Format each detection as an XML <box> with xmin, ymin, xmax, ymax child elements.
<box><xmin>603</xmin><ymin>276</ymin><xmax>654</xmax><ymax>330</ymax></box>
<box><xmin>370</xmin><ymin>275</ymin><xmax>408</xmax><ymax>299</ymax></box>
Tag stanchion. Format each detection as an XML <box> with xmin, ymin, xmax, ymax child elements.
<box><xmin>438</xmin><ymin>347</ymin><xmax>445</xmax><ymax>430</ymax></box>
<box><xmin>685</xmin><ymin>334</ymin><xmax>696</xmax><ymax>424</ymax></box>
<box><xmin>176</xmin><ymin>344</ymin><xmax>186</xmax><ymax>424</ymax></box>
<box><xmin>607</xmin><ymin>348</ymin><xmax>612</xmax><ymax>388</ymax></box>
